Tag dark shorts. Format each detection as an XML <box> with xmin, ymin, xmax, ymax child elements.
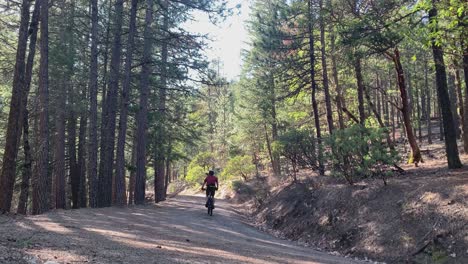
<box><xmin>206</xmin><ymin>185</ymin><xmax>216</xmax><ymax>197</ymax></box>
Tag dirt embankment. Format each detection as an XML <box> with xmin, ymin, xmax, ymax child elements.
<box><xmin>234</xmin><ymin>156</ymin><xmax>468</xmax><ymax>263</ymax></box>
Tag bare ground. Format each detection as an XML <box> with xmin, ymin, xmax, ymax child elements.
<box><xmin>0</xmin><ymin>195</ymin><xmax>363</xmax><ymax>264</ymax></box>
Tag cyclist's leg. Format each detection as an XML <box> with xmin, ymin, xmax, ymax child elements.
<box><xmin>211</xmin><ymin>188</ymin><xmax>216</xmax><ymax>208</ymax></box>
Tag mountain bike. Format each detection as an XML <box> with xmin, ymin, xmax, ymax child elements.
<box><xmin>206</xmin><ymin>194</ymin><xmax>214</xmax><ymax>216</ymax></box>
<box><xmin>202</xmin><ymin>186</ymin><xmax>216</xmax><ymax>216</ymax></box>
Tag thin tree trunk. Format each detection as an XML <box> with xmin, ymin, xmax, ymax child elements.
<box><xmin>17</xmin><ymin>110</ymin><xmax>32</xmax><ymax>214</ymax></box>
<box><xmin>32</xmin><ymin>0</ymin><xmax>50</xmax><ymax>215</ymax></box>
<box><xmin>54</xmin><ymin>80</ymin><xmax>66</xmax><ymax>209</ymax></box>
<box><xmin>429</xmin><ymin>3</ymin><xmax>462</xmax><ymax>169</ymax></box>
<box><xmin>307</xmin><ymin>0</ymin><xmax>324</xmax><ymax>175</ymax></box>
<box><xmin>416</xmin><ymin>78</ymin><xmax>422</xmax><ymax>142</ymax></box>
<box><xmin>263</xmin><ymin>123</ymin><xmax>275</xmax><ymax>174</ymax></box>
<box><xmin>88</xmin><ymin>0</ymin><xmax>99</xmax><ymax>208</ymax></box>
<box><xmin>0</xmin><ymin>0</ymin><xmax>31</xmax><ymax>212</ymax></box>
<box><xmin>68</xmin><ymin>99</ymin><xmax>79</xmax><ymax>208</ymax></box>
<box><xmin>128</xmin><ymin>136</ymin><xmax>137</xmax><ymax>205</ymax></box>
<box><xmin>98</xmin><ymin>0</ymin><xmax>124</xmax><ymax>207</ymax></box>
<box><xmin>135</xmin><ymin>0</ymin><xmax>154</xmax><ymax>205</ymax></box>
<box><xmin>448</xmin><ymin>74</ymin><xmax>461</xmax><ymax>138</ymax></box>
<box><xmin>329</xmin><ymin>11</ymin><xmax>344</xmax><ymax>129</ymax></box>
<box><xmin>454</xmin><ymin>68</ymin><xmax>464</xmax><ymax>139</ymax></box>
<box><xmin>164</xmin><ymin>144</ymin><xmax>172</xmax><ymax>196</ymax></box>
<box><xmin>355</xmin><ymin>57</ymin><xmax>366</xmax><ymax>125</ymax></box>
<box><xmin>270</xmin><ymin>76</ymin><xmax>281</xmax><ymax>177</ymax></box>
<box><xmin>155</xmin><ymin>0</ymin><xmax>168</xmax><ymax>203</ymax></box>
<box><xmin>101</xmin><ymin>0</ymin><xmax>113</xmax><ymax>109</ymax></box>
<box><xmin>115</xmin><ymin>0</ymin><xmax>138</xmax><ymax>206</ymax></box>
<box><xmin>426</xmin><ymin>58</ymin><xmax>433</xmax><ymax>144</ymax></box>
<box><xmin>78</xmin><ymin>110</ymin><xmax>87</xmax><ymax>208</ymax></box>
<box><xmin>319</xmin><ymin>0</ymin><xmax>334</xmax><ymax>133</ymax></box>
<box><xmin>364</xmin><ymin>82</ymin><xmax>393</xmax><ymax>148</ymax></box>
<box><xmin>17</xmin><ymin>0</ymin><xmax>40</xmax><ymax>215</ymax></box>
<box><xmin>388</xmin><ymin>48</ymin><xmax>422</xmax><ymax>165</ymax></box>
<box><xmin>463</xmin><ymin>44</ymin><xmax>468</xmax><ymax>152</ymax></box>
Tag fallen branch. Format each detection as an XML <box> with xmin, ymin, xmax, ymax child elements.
<box><xmin>411</xmin><ymin>218</ymin><xmax>440</xmax><ymax>256</ymax></box>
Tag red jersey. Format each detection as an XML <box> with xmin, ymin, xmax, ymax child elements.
<box><xmin>204</xmin><ymin>175</ymin><xmax>218</xmax><ymax>186</ymax></box>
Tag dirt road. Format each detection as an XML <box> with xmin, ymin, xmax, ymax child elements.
<box><xmin>0</xmin><ymin>196</ymin><xmax>362</xmax><ymax>264</ymax></box>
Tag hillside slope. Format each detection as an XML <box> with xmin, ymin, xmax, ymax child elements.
<box><xmin>235</xmin><ymin>153</ymin><xmax>468</xmax><ymax>263</ymax></box>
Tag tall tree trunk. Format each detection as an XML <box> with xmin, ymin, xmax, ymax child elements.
<box><xmin>448</xmin><ymin>74</ymin><xmax>461</xmax><ymax>138</ymax></box>
<box><xmin>270</xmin><ymin>76</ymin><xmax>281</xmax><ymax>177</ymax></box>
<box><xmin>263</xmin><ymin>123</ymin><xmax>275</xmax><ymax>174</ymax></box>
<box><xmin>17</xmin><ymin>0</ymin><xmax>40</xmax><ymax>214</ymax></box>
<box><xmin>319</xmin><ymin>0</ymin><xmax>334</xmax><ymax>133</ymax></box>
<box><xmin>135</xmin><ymin>0</ymin><xmax>154</xmax><ymax>205</ymax></box>
<box><xmin>0</xmin><ymin>0</ymin><xmax>31</xmax><ymax>212</ymax></box>
<box><xmin>307</xmin><ymin>0</ymin><xmax>324</xmax><ymax>175</ymax></box>
<box><xmin>17</xmin><ymin>110</ymin><xmax>32</xmax><ymax>214</ymax></box>
<box><xmin>164</xmin><ymin>142</ymin><xmax>172</xmax><ymax>196</ymax></box>
<box><xmin>78</xmin><ymin>110</ymin><xmax>87</xmax><ymax>208</ymax></box>
<box><xmin>68</xmin><ymin>99</ymin><xmax>79</xmax><ymax>208</ymax></box>
<box><xmin>330</xmin><ymin>37</ymin><xmax>345</xmax><ymax>128</ymax></box>
<box><xmin>155</xmin><ymin>0</ymin><xmax>168</xmax><ymax>203</ymax></box>
<box><xmin>355</xmin><ymin>56</ymin><xmax>366</xmax><ymax>125</ymax></box>
<box><xmin>329</xmin><ymin>9</ymin><xmax>344</xmax><ymax>129</ymax></box>
<box><xmin>454</xmin><ymin>68</ymin><xmax>464</xmax><ymax>140</ymax></box>
<box><xmin>128</xmin><ymin>136</ymin><xmax>137</xmax><ymax>205</ymax></box>
<box><xmin>416</xmin><ymin>78</ymin><xmax>422</xmax><ymax>142</ymax></box>
<box><xmin>88</xmin><ymin>0</ymin><xmax>99</xmax><ymax>208</ymax></box>
<box><xmin>429</xmin><ymin>3</ymin><xmax>462</xmax><ymax>169</ymax></box>
<box><xmin>98</xmin><ymin>0</ymin><xmax>124</xmax><ymax>207</ymax></box>
<box><xmin>463</xmin><ymin>44</ymin><xmax>468</xmax><ymax>152</ymax></box>
<box><xmin>388</xmin><ymin>48</ymin><xmax>422</xmax><ymax>166</ymax></box>
<box><xmin>115</xmin><ymin>0</ymin><xmax>138</xmax><ymax>206</ymax></box>
<box><xmin>32</xmin><ymin>0</ymin><xmax>50</xmax><ymax>215</ymax></box>
<box><xmin>101</xmin><ymin>0</ymin><xmax>113</xmax><ymax>109</ymax></box>
<box><xmin>54</xmin><ymin>80</ymin><xmax>66</xmax><ymax>209</ymax></box>
<box><xmin>426</xmin><ymin>58</ymin><xmax>433</xmax><ymax>144</ymax></box>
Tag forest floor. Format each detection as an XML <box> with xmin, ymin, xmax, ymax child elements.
<box><xmin>234</xmin><ymin>142</ymin><xmax>468</xmax><ymax>264</ymax></box>
<box><xmin>0</xmin><ymin>195</ymin><xmax>364</xmax><ymax>264</ymax></box>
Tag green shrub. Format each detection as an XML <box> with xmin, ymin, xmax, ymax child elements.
<box><xmin>185</xmin><ymin>165</ymin><xmax>206</xmax><ymax>185</ymax></box>
<box><xmin>273</xmin><ymin>128</ymin><xmax>316</xmax><ymax>170</ymax></box>
<box><xmin>325</xmin><ymin>125</ymin><xmax>399</xmax><ymax>185</ymax></box>
<box><xmin>221</xmin><ymin>155</ymin><xmax>256</xmax><ymax>181</ymax></box>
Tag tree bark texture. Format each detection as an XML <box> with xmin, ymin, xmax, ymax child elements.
<box><xmin>135</xmin><ymin>0</ymin><xmax>154</xmax><ymax>205</ymax></box>
<box><xmin>88</xmin><ymin>0</ymin><xmax>99</xmax><ymax>208</ymax></box>
<box><xmin>32</xmin><ymin>0</ymin><xmax>50</xmax><ymax>215</ymax></box>
<box><xmin>308</xmin><ymin>0</ymin><xmax>324</xmax><ymax>175</ymax></box>
<box><xmin>0</xmin><ymin>0</ymin><xmax>31</xmax><ymax>212</ymax></box>
<box><xmin>429</xmin><ymin>4</ymin><xmax>462</xmax><ymax>169</ymax></box>
<box><xmin>390</xmin><ymin>48</ymin><xmax>422</xmax><ymax>165</ymax></box>
<box><xmin>98</xmin><ymin>0</ymin><xmax>124</xmax><ymax>207</ymax></box>
<box><xmin>319</xmin><ymin>0</ymin><xmax>334</xmax><ymax>133</ymax></box>
<box><xmin>115</xmin><ymin>0</ymin><xmax>138</xmax><ymax>206</ymax></box>
<box><xmin>155</xmin><ymin>0</ymin><xmax>168</xmax><ymax>203</ymax></box>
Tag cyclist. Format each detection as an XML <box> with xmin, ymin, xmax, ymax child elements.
<box><xmin>201</xmin><ymin>170</ymin><xmax>218</xmax><ymax>208</ymax></box>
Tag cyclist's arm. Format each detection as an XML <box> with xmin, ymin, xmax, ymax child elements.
<box><xmin>201</xmin><ymin>178</ymin><xmax>207</xmax><ymax>189</ymax></box>
<box><xmin>215</xmin><ymin>178</ymin><xmax>219</xmax><ymax>189</ymax></box>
